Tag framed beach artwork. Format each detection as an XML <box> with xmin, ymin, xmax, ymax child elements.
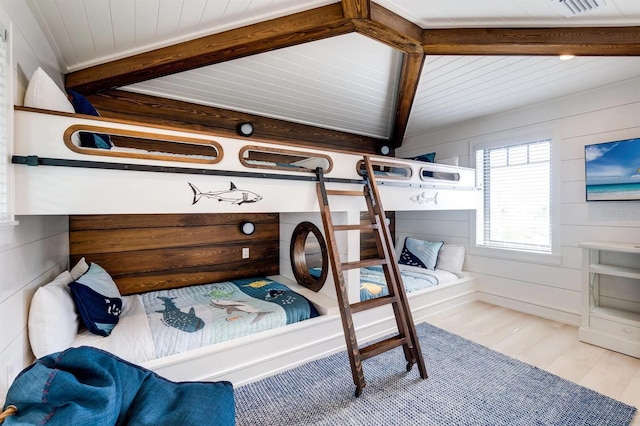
<box><xmin>585</xmin><ymin>137</ymin><xmax>640</xmax><ymax>201</ymax></box>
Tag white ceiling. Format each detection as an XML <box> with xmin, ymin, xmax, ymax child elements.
<box><xmin>26</xmin><ymin>0</ymin><xmax>640</xmax><ymax>141</ymax></box>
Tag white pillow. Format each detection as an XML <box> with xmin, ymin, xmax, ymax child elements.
<box><xmin>28</xmin><ymin>270</ymin><xmax>79</xmax><ymax>358</ymax></box>
<box><xmin>436</xmin><ymin>244</ymin><xmax>466</xmax><ymax>275</ymax></box>
<box><xmin>23</xmin><ymin>67</ymin><xmax>75</xmax><ymax>113</ymax></box>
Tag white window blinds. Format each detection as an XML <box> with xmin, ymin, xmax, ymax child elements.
<box><xmin>0</xmin><ymin>25</ymin><xmax>8</xmax><ymax>223</ymax></box>
<box><xmin>475</xmin><ymin>138</ymin><xmax>552</xmax><ymax>253</ymax></box>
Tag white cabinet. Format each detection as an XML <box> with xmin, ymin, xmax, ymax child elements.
<box><xmin>579</xmin><ymin>241</ymin><xmax>640</xmax><ymax>358</ymax></box>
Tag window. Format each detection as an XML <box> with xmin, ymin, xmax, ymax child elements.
<box><xmin>474</xmin><ymin>136</ymin><xmax>553</xmax><ymax>253</ymax></box>
<box><xmin>0</xmin><ymin>22</ymin><xmax>11</xmax><ymax>226</ymax></box>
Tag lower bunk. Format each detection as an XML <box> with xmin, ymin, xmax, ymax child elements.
<box><xmin>28</xmin><ymin>264</ymin><xmax>475</xmax><ymax>388</ymax></box>
<box><xmin>142</xmin><ymin>272</ymin><xmax>477</xmax><ymax>385</ymax></box>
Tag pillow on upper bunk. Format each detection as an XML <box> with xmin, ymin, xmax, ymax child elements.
<box><xmin>398</xmin><ymin>237</ymin><xmax>443</xmax><ymax>271</ymax></box>
<box><xmin>24</xmin><ymin>67</ymin><xmax>75</xmax><ymax>114</ymax></box>
<box><xmin>68</xmin><ymin>262</ymin><xmax>122</xmax><ymax>337</ymax></box>
<box><xmin>436</xmin><ymin>244</ymin><xmax>466</xmax><ymax>276</ymax></box>
<box><xmin>66</xmin><ymin>90</ymin><xmax>113</xmax><ymax>149</ymax></box>
<box><xmin>28</xmin><ymin>270</ymin><xmax>79</xmax><ymax>359</ymax></box>
<box><xmin>406</xmin><ymin>152</ymin><xmax>435</xmax><ymax>163</ymax></box>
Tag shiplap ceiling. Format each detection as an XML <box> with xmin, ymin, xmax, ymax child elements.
<box><xmin>26</xmin><ymin>0</ymin><xmax>640</xmax><ymax>142</ymax></box>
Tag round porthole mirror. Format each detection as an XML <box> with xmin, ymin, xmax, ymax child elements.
<box><xmin>290</xmin><ymin>221</ymin><xmax>329</xmax><ymax>292</ymax></box>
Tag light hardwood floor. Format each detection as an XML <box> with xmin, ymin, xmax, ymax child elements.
<box><xmin>427</xmin><ymin>301</ymin><xmax>640</xmax><ymax>425</ymax></box>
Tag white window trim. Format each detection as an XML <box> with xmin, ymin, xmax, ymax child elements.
<box><xmin>0</xmin><ymin>19</ymin><xmax>16</xmax><ymax>231</ymax></box>
<box><xmin>468</xmin><ymin>125</ymin><xmax>562</xmax><ymax>265</ymax></box>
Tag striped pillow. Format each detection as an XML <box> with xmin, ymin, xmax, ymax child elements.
<box><xmin>398</xmin><ymin>237</ymin><xmax>444</xmax><ymax>271</ymax></box>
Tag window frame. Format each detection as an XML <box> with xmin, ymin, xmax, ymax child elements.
<box><xmin>469</xmin><ymin>126</ymin><xmax>561</xmax><ymax>265</ymax></box>
<box><xmin>0</xmin><ymin>20</ymin><xmax>17</xmax><ymax>231</ymax></box>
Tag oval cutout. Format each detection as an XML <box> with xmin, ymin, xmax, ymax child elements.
<box><xmin>240</xmin><ymin>145</ymin><xmax>332</xmax><ymax>173</ymax></box>
<box><xmin>290</xmin><ymin>221</ymin><xmax>328</xmax><ymax>292</ymax></box>
<box><xmin>64</xmin><ymin>125</ymin><xmax>223</xmax><ymax>164</ymax></box>
<box><xmin>420</xmin><ymin>169</ymin><xmax>460</xmax><ymax>182</ymax></box>
<box><xmin>356</xmin><ymin>160</ymin><xmax>412</xmax><ymax>180</ymax></box>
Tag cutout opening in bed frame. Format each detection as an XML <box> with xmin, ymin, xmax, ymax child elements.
<box><xmin>356</xmin><ymin>159</ymin><xmax>412</xmax><ymax>180</ymax></box>
<box><xmin>420</xmin><ymin>168</ymin><xmax>461</xmax><ymax>182</ymax></box>
<box><xmin>290</xmin><ymin>221</ymin><xmax>328</xmax><ymax>292</ymax></box>
<box><xmin>64</xmin><ymin>125</ymin><xmax>223</xmax><ymax>164</ymax></box>
<box><xmin>239</xmin><ymin>145</ymin><xmax>332</xmax><ymax>173</ymax></box>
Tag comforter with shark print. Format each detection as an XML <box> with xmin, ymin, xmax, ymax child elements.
<box><xmin>141</xmin><ymin>277</ymin><xmax>319</xmax><ymax>359</ymax></box>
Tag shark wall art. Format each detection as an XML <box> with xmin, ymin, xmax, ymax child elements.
<box><xmin>188</xmin><ymin>182</ymin><xmax>263</xmax><ymax>205</ymax></box>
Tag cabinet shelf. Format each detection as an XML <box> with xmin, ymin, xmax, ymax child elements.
<box><xmin>588</xmin><ymin>263</ymin><xmax>640</xmax><ymax>280</ymax></box>
<box><xmin>590</xmin><ymin>306</ymin><xmax>640</xmax><ymax>325</ymax></box>
<box><xmin>580</xmin><ymin>241</ymin><xmax>640</xmax><ymax>358</ymax></box>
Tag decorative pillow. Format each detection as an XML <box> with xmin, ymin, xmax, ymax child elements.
<box><xmin>69</xmin><ymin>256</ymin><xmax>89</xmax><ymax>281</ymax></box>
<box><xmin>68</xmin><ymin>263</ymin><xmax>122</xmax><ymax>337</ymax></box>
<box><xmin>28</xmin><ymin>271</ymin><xmax>79</xmax><ymax>358</ymax></box>
<box><xmin>23</xmin><ymin>67</ymin><xmax>75</xmax><ymax>113</ymax></box>
<box><xmin>436</xmin><ymin>244</ymin><xmax>466</xmax><ymax>275</ymax></box>
<box><xmin>66</xmin><ymin>90</ymin><xmax>112</xmax><ymax>149</ymax></box>
<box><xmin>407</xmin><ymin>152</ymin><xmax>435</xmax><ymax>163</ymax></box>
<box><xmin>398</xmin><ymin>237</ymin><xmax>444</xmax><ymax>271</ymax></box>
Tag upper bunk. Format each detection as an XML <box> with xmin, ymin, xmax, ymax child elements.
<box><xmin>12</xmin><ymin>107</ymin><xmax>479</xmax><ymax>215</ymax></box>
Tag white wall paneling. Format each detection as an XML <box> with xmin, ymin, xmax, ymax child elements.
<box><xmin>397</xmin><ymin>76</ymin><xmax>640</xmax><ymax>325</ymax></box>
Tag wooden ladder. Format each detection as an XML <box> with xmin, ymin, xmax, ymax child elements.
<box><xmin>315</xmin><ymin>156</ymin><xmax>428</xmax><ymax>396</ymax></box>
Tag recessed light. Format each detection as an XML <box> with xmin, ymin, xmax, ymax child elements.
<box><xmin>237</xmin><ymin>122</ymin><xmax>254</xmax><ymax>137</ymax></box>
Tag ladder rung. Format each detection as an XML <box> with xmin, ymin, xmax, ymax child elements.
<box><xmin>334</xmin><ymin>223</ymin><xmax>379</xmax><ymax>232</ymax></box>
<box><xmin>341</xmin><ymin>258</ymin><xmax>386</xmax><ymax>270</ymax></box>
<box><xmin>350</xmin><ymin>295</ymin><xmax>398</xmax><ymax>313</ymax></box>
<box><xmin>360</xmin><ymin>335</ymin><xmax>409</xmax><ymax>361</ymax></box>
<box><xmin>325</xmin><ymin>189</ymin><xmax>363</xmax><ymax>197</ymax></box>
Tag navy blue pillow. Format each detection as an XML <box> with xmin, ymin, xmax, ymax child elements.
<box><xmin>408</xmin><ymin>152</ymin><xmax>435</xmax><ymax>163</ymax></box>
<box><xmin>68</xmin><ymin>263</ymin><xmax>122</xmax><ymax>336</ymax></box>
<box><xmin>398</xmin><ymin>237</ymin><xmax>444</xmax><ymax>270</ymax></box>
<box><xmin>67</xmin><ymin>90</ymin><xmax>112</xmax><ymax>149</ymax></box>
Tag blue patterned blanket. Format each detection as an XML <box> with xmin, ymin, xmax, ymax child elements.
<box><xmin>142</xmin><ymin>277</ymin><xmax>318</xmax><ymax>358</ymax></box>
<box><xmin>360</xmin><ymin>265</ymin><xmax>440</xmax><ymax>301</ymax></box>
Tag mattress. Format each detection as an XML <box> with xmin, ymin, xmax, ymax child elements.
<box><xmin>360</xmin><ymin>264</ymin><xmax>459</xmax><ymax>301</ymax></box>
<box><xmin>71</xmin><ymin>277</ymin><xmax>319</xmax><ymax>364</ymax></box>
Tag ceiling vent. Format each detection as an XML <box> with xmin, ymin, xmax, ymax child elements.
<box><xmin>553</xmin><ymin>0</ymin><xmax>607</xmax><ymax>16</ymax></box>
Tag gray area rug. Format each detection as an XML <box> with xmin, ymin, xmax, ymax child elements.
<box><xmin>235</xmin><ymin>323</ymin><xmax>637</xmax><ymax>425</ymax></box>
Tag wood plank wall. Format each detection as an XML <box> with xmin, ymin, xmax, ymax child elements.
<box><xmin>69</xmin><ymin>213</ymin><xmax>279</xmax><ymax>295</ymax></box>
<box><xmin>360</xmin><ymin>211</ymin><xmax>395</xmax><ymax>260</ymax></box>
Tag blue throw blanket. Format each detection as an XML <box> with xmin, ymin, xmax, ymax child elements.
<box><xmin>2</xmin><ymin>346</ymin><xmax>234</xmax><ymax>425</ymax></box>
<box><xmin>142</xmin><ymin>277</ymin><xmax>319</xmax><ymax>358</ymax></box>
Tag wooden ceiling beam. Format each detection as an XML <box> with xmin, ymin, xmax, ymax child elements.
<box><xmin>65</xmin><ymin>4</ymin><xmax>353</xmax><ymax>94</ymax></box>
<box><xmin>390</xmin><ymin>53</ymin><xmax>425</xmax><ymax>147</ymax></box>
<box><xmin>342</xmin><ymin>0</ymin><xmax>370</xmax><ymax>19</ymax></box>
<box><xmin>422</xmin><ymin>27</ymin><xmax>640</xmax><ymax>56</ymax></box>
<box><xmin>86</xmin><ymin>90</ymin><xmax>386</xmax><ymax>155</ymax></box>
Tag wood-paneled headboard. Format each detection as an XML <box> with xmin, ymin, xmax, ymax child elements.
<box><xmin>69</xmin><ymin>213</ymin><xmax>279</xmax><ymax>295</ymax></box>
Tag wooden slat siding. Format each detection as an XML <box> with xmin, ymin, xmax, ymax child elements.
<box><xmin>109</xmin><ymin>135</ymin><xmax>218</xmax><ymax>157</ymax></box>
<box><xmin>360</xmin><ymin>211</ymin><xmax>395</xmax><ymax>260</ymax></box>
<box><xmin>70</xmin><ymin>213</ymin><xmax>278</xmax><ymax>230</ymax></box>
<box><xmin>421</xmin><ymin>27</ymin><xmax>640</xmax><ymax>56</ymax></box>
<box><xmin>113</xmin><ymin>259</ymin><xmax>279</xmax><ymax>295</ymax></box>
<box><xmin>65</xmin><ymin>4</ymin><xmax>353</xmax><ymax>94</ymax></box>
<box><xmin>69</xmin><ymin>213</ymin><xmax>279</xmax><ymax>295</ymax></box>
<box><xmin>87</xmin><ymin>90</ymin><xmax>383</xmax><ymax>155</ymax></box>
<box><xmin>69</xmin><ymin>243</ymin><xmax>277</xmax><ymax>277</ymax></box>
<box><xmin>70</xmin><ymin>223</ymin><xmax>278</xmax><ymax>255</ymax></box>
<box><xmin>391</xmin><ymin>53</ymin><xmax>425</xmax><ymax>147</ymax></box>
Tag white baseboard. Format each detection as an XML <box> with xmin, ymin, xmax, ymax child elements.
<box><xmin>477</xmin><ymin>292</ymin><xmax>581</xmax><ymax>326</ymax></box>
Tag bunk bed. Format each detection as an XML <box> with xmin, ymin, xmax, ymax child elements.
<box><xmin>15</xmin><ymin>75</ymin><xmax>479</xmax><ymax>386</ymax></box>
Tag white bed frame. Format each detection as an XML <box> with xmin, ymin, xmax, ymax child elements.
<box><xmin>141</xmin><ymin>273</ymin><xmax>477</xmax><ymax>386</ymax></box>
<box><xmin>14</xmin><ymin>107</ymin><xmax>479</xmax><ymax>386</ymax></box>
<box><xmin>13</xmin><ymin>108</ymin><xmax>478</xmax><ymax>215</ymax></box>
